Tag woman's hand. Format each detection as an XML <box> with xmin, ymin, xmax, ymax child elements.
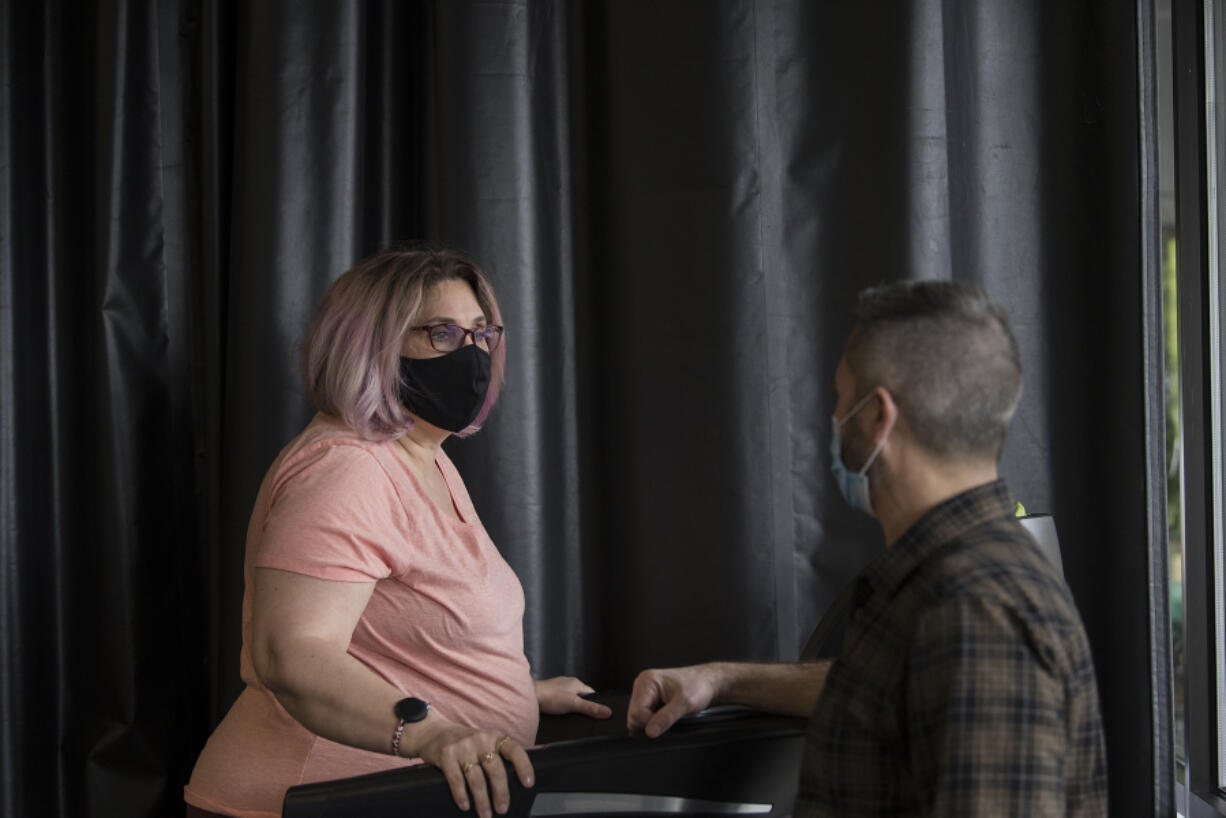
<box><xmin>534</xmin><ymin>676</ymin><xmax>613</xmax><ymax>719</ymax></box>
<box><xmin>410</xmin><ymin>713</ymin><xmax>534</xmax><ymax>818</ymax></box>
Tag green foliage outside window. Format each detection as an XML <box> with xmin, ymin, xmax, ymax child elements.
<box><xmin>1164</xmin><ymin>234</ymin><xmax>1185</xmax><ymax>772</ymax></box>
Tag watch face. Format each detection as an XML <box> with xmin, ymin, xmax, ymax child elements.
<box><xmin>395</xmin><ymin>697</ymin><xmax>430</xmax><ymax>723</ymax></box>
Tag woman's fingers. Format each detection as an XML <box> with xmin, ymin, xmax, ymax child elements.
<box><xmin>440</xmin><ymin>752</ymin><xmax>473</xmax><ymax>813</ymax></box>
<box><xmin>433</xmin><ymin>732</ymin><xmax>534</xmax><ymax>817</ymax></box>
<box><xmin>536</xmin><ymin>676</ymin><xmax>613</xmax><ymax>718</ymax></box>
<box><xmin>575</xmin><ymin>695</ymin><xmax>613</xmax><ymax>719</ymax></box>
<box><xmin>480</xmin><ymin>748</ymin><xmax>511</xmax><ymax>814</ymax></box>
<box><xmin>463</xmin><ymin>758</ymin><xmax>495</xmax><ymax>818</ymax></box>
<box><xmin>565</xmin><ymin>678</ymin><xmax>612</xmax><ymax>718</ymax></box>
<box><xmin>500</xmin><ymin>736</ymin><xmax>535</xmax><ymax>788</ymax></box>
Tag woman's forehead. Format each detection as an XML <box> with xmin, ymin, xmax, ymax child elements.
<box><xmin>420</xmin><ymin>279</ymin><xmax>483</xmax><ymax>320</ymax></box>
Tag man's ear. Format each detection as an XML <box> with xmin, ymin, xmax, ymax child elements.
<box><xmin>870</xmin><ymin>385</ymin><xmax>900</xmax><ymax>442</ymax></box>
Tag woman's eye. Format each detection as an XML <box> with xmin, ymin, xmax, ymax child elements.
<box><xmin>431</xmin><ymin>329</ymin><xmax>452</xmax><ymax>343</ymax></box>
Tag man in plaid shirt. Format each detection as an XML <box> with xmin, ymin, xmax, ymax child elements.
<box><xmin>628</xmin><ymin>280</ymin><xmax>1107</xmax><ymax>816</ymax></box>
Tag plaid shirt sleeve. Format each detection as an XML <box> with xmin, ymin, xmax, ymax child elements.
<box><xmin>906</xmin><ymin>591</ymin><xmax>1071</xmax><ymax>816</ymax></box>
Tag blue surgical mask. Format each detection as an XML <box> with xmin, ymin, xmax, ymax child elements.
<box><xmin>830</xmin><ymin>390</ymin><xmax>891</xmax><ymax>517</ymax></box>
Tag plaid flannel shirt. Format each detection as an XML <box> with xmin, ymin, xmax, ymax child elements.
<box><xmin>796</xmin><ymin>480</ymin><xmax>1107</xmax><ymax>817</ymax></box>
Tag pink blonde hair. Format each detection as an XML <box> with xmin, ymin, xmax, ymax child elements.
<box><xmin>301</xmin><ymin>242</ymin><xmax>506</xmax><ymax>440</ymax></box>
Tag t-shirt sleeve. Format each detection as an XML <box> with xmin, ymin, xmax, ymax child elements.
<box><xmin>255</xmin><ymin>442</ymin><xmax>409</xmax><ymax>582</ymax></box>
<box><xmin>905</xmin><ymin>593</ymin><xmax>1070</xmax><ymax>816</ymax></box>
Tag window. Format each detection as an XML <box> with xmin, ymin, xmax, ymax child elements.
<box><xmin>1158</xmin><ymin>0</ymin><xmax>1186</xmax><ymax>790</ymax></box>
<box><xmin>1209</xmin><ymin>0</ymin><xmax>1226</xmax><ymax>791</ymax></box>
<box><xmin>1168</xmin><ymin>0</ymin><xmax>1226</xmax><ymax>812</ymax></box>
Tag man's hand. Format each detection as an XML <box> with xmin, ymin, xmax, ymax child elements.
<box><xmin>535</xmin><ymin>676</ymin><xmax>613</xmax><ymax>719</ymax></box>
<box><xmin>627</xmin><ymin>664</ymin><xmax>723</xmax><ymax>738</ymax></box>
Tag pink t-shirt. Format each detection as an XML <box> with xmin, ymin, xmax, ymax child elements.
<box><xmin>184</xmin><ymin>414</ymin><xmax>538</xmax><ymax>818</ymax></box>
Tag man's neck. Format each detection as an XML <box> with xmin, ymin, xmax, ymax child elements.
<box><xmin>875</xmin><ymin>456</ymin><xmax>1000</xmax><ymax>547</ymax></box>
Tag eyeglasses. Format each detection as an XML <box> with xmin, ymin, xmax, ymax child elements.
<box><xmin>411</xmin><ymin>323</ymin><xmax>505</xmax><ymax>353</ymax></box>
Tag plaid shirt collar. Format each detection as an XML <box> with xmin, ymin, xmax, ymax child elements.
<box><xmin>855</xmin><ymin>479</ymin><xmax>1015</xmax><ymax>605</ymax></box>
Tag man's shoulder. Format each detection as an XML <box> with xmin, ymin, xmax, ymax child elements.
<box><xmin>906</xmin><ymin>520</ymin><xmax>1096</xmax><ymax>675</ymax></box>
<box><xmin>920</xmin><ymin>517</ymin><xmax>1063</xmax><ymax>593</ymax></box>
<box><xmin>913</xmin><ymin>520</ymin><xmax>1086</xmax><ymax>637</ymax></box>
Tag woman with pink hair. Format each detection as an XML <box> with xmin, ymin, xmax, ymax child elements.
<box><xmin>184</xmin><ymin>243</ymin><xmax>608</xmax><ymax>818</ymax></box>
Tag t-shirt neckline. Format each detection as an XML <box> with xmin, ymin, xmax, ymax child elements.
<box><xmin>389</xmin><ymin>441</ymin><xmax>474</xmax><ymax>527</ymax></box>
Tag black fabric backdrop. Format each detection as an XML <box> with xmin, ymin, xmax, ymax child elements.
<box><xmin>0</xmin><ymin>1</ymin><xmax>1174</xmax><ymax>815</ymax></box>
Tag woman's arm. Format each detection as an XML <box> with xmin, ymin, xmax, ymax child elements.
<box><xmin>251</xmin><ymin>567</ymin><xmax>533</xmax><ymax>817</ymax></box>
<box><xmin>251</xmin><ymin>567</ymin><xmax>396</xmax><ymax>750</ymax></box>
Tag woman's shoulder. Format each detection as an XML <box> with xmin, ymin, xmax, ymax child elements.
<box><xmin>292</xmin><ymin>412</ymin><xmax>378</xmax><ymax>446</ymax></box>
<box><xmin>253</xmin><ymin>418</ymin><xmax>415</xmax><ymax>581</ymax></box>
<box><xmin>270</xmin><ymin>414</ymin><xmax>398</xmax><ymax>495</ymax></box>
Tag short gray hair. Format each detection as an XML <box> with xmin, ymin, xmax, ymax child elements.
<box><xmin>845</xmin><ymin>280</ymin><xmax>1022</xmax><ymax>461</ymax></box>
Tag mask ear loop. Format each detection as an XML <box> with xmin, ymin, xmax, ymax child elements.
<box><xmin>849</xmin><ymin>389</ymin><xmax>897</xmax><ymax>476</ymax></box>
<box><xmin>835</xmin><ymin>389</ymin><xmax>877</xmax><ymax>428</ymax></box>
<box><xmin>856</xmin><ymin>420</ymin><xmax>892</xmax><ymax>476</ymax></box>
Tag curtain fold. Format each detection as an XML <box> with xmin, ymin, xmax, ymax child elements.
<box><xmin>0</xmin><ymin>0</ymin><xmax>1170</xmax><ymax>814</ymax></box>
<box><xmin>1</xmin><ymin>1</ymin><xmax>208</xmax><ymax>815</ymax></box>
<box><xmin>424</xmin><ymin>0</ymin><xmax>593</xmax><ymax>680</ymax></box>
<box><xmin>213</xmin><ymin>0</ymin><xmax>370</xmax><ymax>714</ymax></box>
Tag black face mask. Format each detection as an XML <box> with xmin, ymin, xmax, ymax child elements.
<box><xmin>398</xmin><ymin>345</ymin><xmax>492</xmax><ymax>432</ymax></box>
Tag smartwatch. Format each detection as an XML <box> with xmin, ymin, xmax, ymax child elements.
<box><xmin>395</xmin><ymin>697</ymin><xmax>431</xmax><ymax>723</ymax></box>
<box><xmin>391</xmin><ymin>697</ymin><xmax>430</xmax><ymax>756</ymax></box>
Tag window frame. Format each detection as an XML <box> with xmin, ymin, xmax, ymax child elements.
<box><xmin>1172</xmin><ymin>0</ymin><xmax>1226</xmax><ymax>811</ymax></box>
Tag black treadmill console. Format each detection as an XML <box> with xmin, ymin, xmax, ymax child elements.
<box><xmin>282</xmin><ymin>706</ymin><xmax>806</xmax><ymax>817</ymax></box>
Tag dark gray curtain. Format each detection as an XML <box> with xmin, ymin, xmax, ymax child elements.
<box><xmin>0</xmin><ymin>1</ymin><xmax>1172</xmax><ymax>815</ymax></box>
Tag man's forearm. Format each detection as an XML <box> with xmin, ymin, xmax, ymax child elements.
<box><xmin>628</xmin><ymin>658</ymin><xmax>833</xmax><ymax>737</ymax></box>
<box><xmin>712</xmin><ymin>659</ymin><xmax>832</xmax><ymax>717</ymax></box>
